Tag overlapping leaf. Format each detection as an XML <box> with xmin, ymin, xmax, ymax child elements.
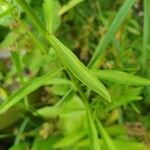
<box><xmin>15</xmin><ymin>0</ymin><xmax>111</xmax><ymax>102</ymax></box>
<box><xmin>0</xmin><ymin>69</ymin><xmax>66</xmax><ymax>113</ymax></box>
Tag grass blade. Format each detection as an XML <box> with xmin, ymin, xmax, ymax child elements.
<box><xmin>142</xmin><ymin>0</ymin><xmax>150</xmax><ymax>69</ymax></box>
<box><xmin>15</xmin><ymin>0</ymin><xmax>111</xmax><ymax>102</ymax></box>
<box><xmin>88</xmin><ymin>0</ymin><xmax>136</xmax><ymax>68</ymax></box>
<box><xmin>96</xmin><ymin>119</ymin><xmax>117</xmax><ymax>150</ymax></box>
<box><xmin>86</xmin><ymin>108</ymin><xmax>100</xmax><ymax>150</ymax></box>
<box><xmin>94</xmin><ymin>70</ymin><xmax>150</xmax><ymax>85</ymax></box>
<box><xmin>58</xmin><ymin>0</ymin><xmax>84</xmax><ymax>16</ymax></box>
<box><xmin>0</xmin><ymin>69</ymin><xmax>63</xmax><ymax>114</ymax></box>
<box><xmin>15</xmin><ymin>0</ymin><xmax>46</xmax><ymax>34</ymax></box>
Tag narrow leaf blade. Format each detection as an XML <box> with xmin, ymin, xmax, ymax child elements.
<box><xmin>88</xmin><ymin>0</ymin><xmax>136</xmax><ymax>68</ymax></box>
<box><xmin>94</xmin><ymin>70</ymin><xmax>150</xmax><ymax>85</ymax></box>
<box><xmin>47</xmin><ymin>35</ymin><xmax>111</xmax><ymax>102</ymax></box>
<box><xmin>96</xmin><ymin>119</ymin><xmax>117</xmax><ymax>150</ymax></box>
<box><xmin>86</xmin><ymin>109</ymin><xmax>100</xmax><ymax>150</ymax></box>
<box><xmin>0</xmin><ymin>69</ymin><xmax>62</xmax><ymax>113</ymax></box>
<box><xmin>141</xmin><ymin>0</ymin><xmax>150</xmax><ymax>69</ymax></box>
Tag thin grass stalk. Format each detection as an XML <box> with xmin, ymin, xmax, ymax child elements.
<box><xmin>87</xmin><ymin>0</ymin><xmax>136</xmax><ymax>68</ymax></box>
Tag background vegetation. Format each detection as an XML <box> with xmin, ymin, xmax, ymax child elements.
<box><xmin>0</xmin><ymin>0</ymin><xmax>150</xmax><ymax>149</ymax></box>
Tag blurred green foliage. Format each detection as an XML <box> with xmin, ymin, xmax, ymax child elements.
<box><xmin>0</xmin><ymin>0</ymin><xmax>150</xmax><ymax>150</ymax></box>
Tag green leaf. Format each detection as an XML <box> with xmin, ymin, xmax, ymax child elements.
<box><xmin>0</xmin><ymin>107</ymin><xmax>21</xmax><ymax>130</ymax></box>
<box><xmin>47</xmin><ymin>35</ymin><xmax>111</xmax><ymax>102</ymax></box>
<box><xmin>88</xmin><ymin>0</ymin><xmax>136</xmax><ymax>68</ymax></box>
<box><xmin>11</xmin><ymin>51</ymin><xmax>24</xmax><ymax>84</ymax></box>
<box><xmin>58</xmin><ymin>0</ymin><xmax>84</xmax><ymax>16</ymax></box>
<box><xmin>105</xmin><ymin>86</ymin><xmax>142</xmax><ymax>113</ymax></box>
<box><xmin>0</xmin><ymin>32</ymin><xmax>19</xmax><ymax>49</ymax></box>
<box><xmin>31</xmin><ymin>136</ymin><xmax>60</xmax><ymax>150</ymax></box>
<box><xmin>94</xmin><ymin>70</ymin><xmax>150</xmax><ymax>85</ymax></box>
<box><xmin>37</xmin><ymin>95</ymin><xmax>85</xmax><ymax>134</ymax></box>
<box><xmin>9</xmin><ymin>143</ymin><xmax>29</xmax><ymax>150</ymax></box>
<box><xmin>77</xmin><ymin>139</ymin><xmax>146</xmax><ymax>150</ymax></box>
<box><xmin>53</xmin><ymin>131</ymin><xmax>86</xmax><ymax>148</ymax></box>
<box><xmin>52</xmin><ymin>84</ymin><xmax>70</xmax><ymax>96</ymax></box>
<box><xmin>0</xmin><ymin>68</ymin><xmax>63</xmax><ymax>114</ymax></box>
<box><xmin>142</xmin><ymin>0</ymin><xmax>150</xmax><ymax>69</ymax></box>
<box><xmin>0</xmin><ymin>3</ymin><xmax>15</xmax><ymax>26</ymax></box>
<box><xmin>96</xmin><ymin>119</ymin><xmax>117</xmax><ymax>150</ymax></box>
<box><xmin>43</xmin><ymin>0</ymin><xmax>61</xmax><ymax>33</ymax></box>
<box><xmin>55</xmin><ymin>88</ymin><xmax>75</xmax><ymax>106</ymax></box>
<box><xmin>0</xmin><ymin>6</ymin><xmax>15</xmax><ymax>18</ymax></box>
<box><xmin>112</xmin><ymin>140</ymin><xmax>146</xmax><ymax>150</ymax></box>
<box><xmin>86</xmin><ymin>108</ymin><xmax>100</xmax><ymax>150</ymax></box>
<box><xmin>15</xmin><ymin>0</ymin><xmax>111</xmax><ymax>102</ymax></box>
<box><xmin>36</xmin><ymin>103</ymin><xmax>84</xmax><ymax>118</ymax></box>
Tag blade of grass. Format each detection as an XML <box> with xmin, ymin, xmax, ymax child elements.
<box><xmin>0</xmin><ymin>68</ymin><xmax>63</xmax><ymax>114</ymax></box>
<box><xmin>58</xmin><ymin>0</ymin><xmax>84</xmax><ymax>16</ymax></box>
<box><xmin>96</xmin><ymin>119</ymin><xmax>117</xmax><ymax>150</ymax></box>
<box><xmin>15</xmin><ymin>0</ymin><xmax>47</xmax><ymax>35</ymax></box>
<box><xmin>88</xmin><ymin>0</ymin><xmax>136</xmax><ymax>68</ymax></box>
<box><xmin>86</xmin><ymin>108</ymin><xmax>101</xmax><ymax>150</ymax></box>
<box><xmin>55</xmin><ymin>88</ymin><xmax>75</xmax><ymax>106</ymax></box>
<box><xmin>11</xmin><ymin>50</ymin><xmax>29</xmax><ymax>108</ymax></box>
<box><xmin>15</xmin><ymin>0</ymin><xmax>111</xmax><ymax>102</ymax></box>
<box><xmin>142</xmin><ymin>0</ymin><xmax>150</xmax><ymax>70</ymax></box>
<box><xmin>14</xmin><ymin>118</ymin><xmax>29</xmax><ymax>145</ymax></box>
<box><xmin>94</xmin><ymin>70</ymin><xmax>150</xmax><ymax>85</ymax></box>
<box><xmin>130</xmin><ymin>103</ymin><xmax>140</xmax><ymax>114</ymax></box>
<box><xmin>78</xmin><ymin>89</ymin><xmax>100</xmax><ymax>150</ymax></box>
